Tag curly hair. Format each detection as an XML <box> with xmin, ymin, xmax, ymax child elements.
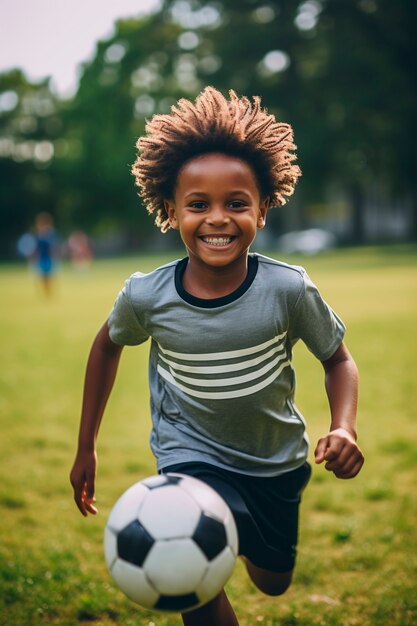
<box><xmin>132</xmin><ymin>86</ymin><xmax>301</xmax><ymax>232</ymax></box>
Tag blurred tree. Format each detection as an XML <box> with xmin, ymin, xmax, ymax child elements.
<box><xmin>58</xmin><ymin>11</ymin><xmax>191</xmax><ymax>246</ymax></box>
<box><xmin>0</xmin><ymin>0</ymin><xmax>415</xmax><ymax>257</ymax></box>
<box><xmin>311</xmin><ymin>0</ymin><xmax>417</xmax><ymax>241</ymax></box>
<box><xmin>161</xmin><ymin>0</ymin><xmax>416</xmax><ymax>241</ymax></box>
<box><xmin>0</xmin><ymin>70</ymin><xmax>63</xmax><ymax>256</ymax></box>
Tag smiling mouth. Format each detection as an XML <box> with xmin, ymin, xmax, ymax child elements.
<box><xmin>200</xmin><ymin>236</ymin><xmax>235</xmax><ymax>246</ymax></box>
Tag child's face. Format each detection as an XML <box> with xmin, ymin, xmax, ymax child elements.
<box><xmin>165</xmin><ymin>153</ymin><xmax>268</xmax><ymax>270</ymax></box>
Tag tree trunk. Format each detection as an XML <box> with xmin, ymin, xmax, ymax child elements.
<box><xmin>410</xmin><ymin>189</ymin><xmax>417</xmax><ymax>241</ymax></box>
<box><xmin>349</xmin><ymin>184</ymin><xmax>366</xmax><ymax>244</ymax></box>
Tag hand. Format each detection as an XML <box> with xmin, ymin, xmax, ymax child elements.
<box><xmin>70</xmin><ymin>449</ymin><xmax>98</xmax><ymax>516</ymax></box>
<box><xmin>314</xmin><ymin>428</ymin><xmax>364</xmax><ymax>479</ymax></box>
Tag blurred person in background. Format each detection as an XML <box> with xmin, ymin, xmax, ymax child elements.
<box><xmin>17</xmin><ymin>212</ymin><xmax>61</xmax><ymax>297</ymax></box>
<box><xmin>67</xmin><ymin>230</ymin><xmax>94</xmax><ymax>271</ymax></box>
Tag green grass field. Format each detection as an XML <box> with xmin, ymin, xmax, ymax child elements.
<box><xmin>1</xmin><ymin>245</ymin><xmax>416</xmax><ymax>626</ymax></box>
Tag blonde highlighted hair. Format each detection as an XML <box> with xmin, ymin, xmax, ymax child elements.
<box><xmin>132</xmin><ymin>86</ymin><xmax>301</xmax><ymax>232</ymax></box>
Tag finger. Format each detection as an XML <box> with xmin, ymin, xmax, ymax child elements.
<box><xmin>81</xmin><ymin>487</ymin><xmax>98</xmax><ymax>515</ymax></box>
<box><xmin>73</xmin><ymin>484</ymin><xmax>88</xmax><ymax>517</ymax></box>
<box><xmin>323</xmin><ymin>437</ymin><xmax>346</xmax><ymax>463</ymax></box>
<box><xmin>338</xmin><ymin>456</ymin><xmax>365</xmax><ymax>479</ymax></box>
<box><xmin>333</xmin><ymin>455</ymin><xmax>365</xmax><ymax>479</ymax></box>
<box><xmin>86</xmin><ymin>471</ymin><xmax>96</xmax><ymax>501</ymax></box>
<box><xmin>70</xmin><ymin>470</ymin><xmax>88</xmax><ymax>515</ymax></box>
<box><xmin>326</xmin><ymin>444</ymin><xmax>361</xmax><ymax>472</ymax></box>
<box><xmin>84</xmin><ymin>499</ymin><xmax>98</xmax><ymax>515</ymax></box>
<box><xmin>314</xmin><ymin>437</ymin><xmax>329</xmax><ymax>464</ymax></box>
<box><xmin>324</xmin><ymin>443</ymin><xmax>354</xmax><ymax>471</ymax></box>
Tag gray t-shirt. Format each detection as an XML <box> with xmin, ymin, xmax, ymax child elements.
<box><xmin>108</xmin><ymin>254</ymin><xmax>345</xmax><ymax>476</ymax></box>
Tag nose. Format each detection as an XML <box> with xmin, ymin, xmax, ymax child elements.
<box><xmin>206</xmin><ymin>205</ymin><xmax>230</xmax><ymax>226</ymax></box>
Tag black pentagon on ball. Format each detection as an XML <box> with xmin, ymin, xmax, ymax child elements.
<box><xmin>155</xmin><ymin>592</ymin><xmax>200</xmax><ymax>612</ymax></box>
<box><xmin>144</xmin><ymin>474</ymin><xmax>183</xmax><ymax>489</ymax></box>
<box><xmin>117</xmin><ymin>520</ymin><xmax>154</xmax><ymax>567</ymax></box>
<box><xmin>192</xmin><ymin>512</ymin><xmax>227</xmax><ymax>560</ymax></box>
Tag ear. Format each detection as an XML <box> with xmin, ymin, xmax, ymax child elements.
<box><xmin>257</xmin><ymin>197</ymin><xmax>270</xmax><ymax>229</ymax></box>
<box><xmin>164</xmin><ymin>200</ymin><xmax>178</xmax><ymax>230</ymax></box>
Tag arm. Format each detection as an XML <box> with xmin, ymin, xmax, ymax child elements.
<box><xmin>70</xmin><ymin>321</ymin><xmax>123</xmax><ymax>515</ymax></box>
<box><xmin>314</xmin><ymin>342</ymin><xmax>364</xmax><ymax>479</ymax></box>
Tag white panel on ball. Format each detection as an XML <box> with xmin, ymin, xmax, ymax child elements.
<box><xmin>145</xmin><ymin>539</ymin><xmax>207</xmax><ymax>595</ymax></box>
<box><xmin>107</xmin><ymin>483</ymin><xmax>148</xmax><ymax>532</ymax></box>
<box><xmin>104</xmin><ymin>526</ymin><xmax>118</xmax><ymax>570</ymax></box>
<box><xmin>173</xmin><ymin>474</ymin><xmax>230</xmax><ymax>522</ymax></box>
<box><xmin>196</xmin><ymin>547</ymin><xmax>236</xmax><ymax>601</ymax></box>
<box><xmin>139</xmin><ymin>486</ymin><xmax>201</xmax><ymax>539</ymax></box>
<box><xmin>111</xmin><ymin>559</ymin><xmax>159</xmax><ymax>607</ymax></box>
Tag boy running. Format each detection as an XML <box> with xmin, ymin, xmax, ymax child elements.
<box><xmin>70</xmin><ymin>87</ymin><xmax>364</xmax><ymax>626</ymax></box>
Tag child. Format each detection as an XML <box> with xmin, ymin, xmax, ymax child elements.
<box><xmin>70</xmin><ymin>87</ymin><xmax>364</xmax><ymax>626</ymax></box>
<box><xmin>19</xmin><ymin>212</ymin><xmax>60</xmax><ymax>297</ymax></box>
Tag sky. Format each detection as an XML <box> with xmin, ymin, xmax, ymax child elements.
<box><xmin>0</xmin><ymin>0</ymin><xmax>161</xmax><ymax>97</ymax></box>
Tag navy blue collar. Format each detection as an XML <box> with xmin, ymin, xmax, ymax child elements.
<box><xmin>175</xmin><ymin>254</ymin><xmax>258</xmax><ymax>308</ymax></box>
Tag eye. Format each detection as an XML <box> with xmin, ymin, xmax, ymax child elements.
<box><xmin>228</xmin><ymin>200</ymin><xmax>247</xmax><ymax>210</ymax></box>
<box><xmin>188</xmin><ymin>201</ymin><xmax>207</xmax><ymax>210</ymax></box>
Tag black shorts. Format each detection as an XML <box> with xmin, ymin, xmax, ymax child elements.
<box><xmin>160</xmin><ymin>462</ymin><xmax>311</xmax><ymax>573</ymax></box>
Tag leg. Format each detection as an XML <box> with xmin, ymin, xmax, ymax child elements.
<box><xmin>242</xmin><ymin>557</ymin><xmax>293</xmax><ymax>596</ymax></box>
<box><xmin>182</xmin><ymin>589</ymin><xmax>239</xmax><ymax>626</ymax></box>
<box><xmin>39</xmin><ymin>273</ymin><xmax>53</xmax><ymax>297</ymax></box>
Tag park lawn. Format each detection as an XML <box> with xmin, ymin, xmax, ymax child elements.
<box><xmin>0</xmin><ymin>245</ymin><xmax>416</xmax><ymax>626</ymax></box>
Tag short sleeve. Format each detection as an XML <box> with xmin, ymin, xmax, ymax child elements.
<box><xmin>108</xmin><ymin>275</ymin><xmax>150</xmax><ymax>346</ymax></box>
<box><xmin>291</xmin><ymin>271</ymin><xmax>345</xmax><ymax>361</ymax></box>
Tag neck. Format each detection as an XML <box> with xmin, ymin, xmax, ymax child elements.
<box><xmin>183</xmin><ymin>254</ymin><xmax>249</xmax><ymax>299</ymax></box>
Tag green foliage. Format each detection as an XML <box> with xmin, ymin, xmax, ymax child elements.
<box><xmin>0</xmin><ymin>70</ymin><xmax>63</xmax><ymax>254</ymax></box>
<box><xmin>1</xmin><ymin>1</ymin><xmax>416</xmax><ymax>255</ymax></box>
<box><xmin>0</xmin><ymin>246</ymin><xmax>417</xmax><ymax>625</ymax></box>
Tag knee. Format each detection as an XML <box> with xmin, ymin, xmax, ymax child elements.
<box><xmin>256</xmin><ymin>576</ymin><xmax>292</xmax><ymax>596</ymax></box>
<box><xmin>243</xmin><ymin>559</ymin><xmax>293</xmax><ymax>596</ymax></box>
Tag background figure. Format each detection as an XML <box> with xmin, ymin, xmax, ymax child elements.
<box><xmin>67</xmin><ymin>230</ymin><xmax>94</xmax><ymax>270</ymax></box>
<box><xmin>31</xmin><ymin>212</ymin><xmax>60</xmax><ymax>297</ymax></box>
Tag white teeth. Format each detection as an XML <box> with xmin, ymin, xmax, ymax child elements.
<box><xmin>202</xmin><ymin>237</ymin><xmax>233</xmax><ymax>246</ymax></box>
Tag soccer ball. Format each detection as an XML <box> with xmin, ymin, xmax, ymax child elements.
<box><xmin>104</xmin><ymin>473</ymin><xmax>239</xmax><ymax>613</ymax></box>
